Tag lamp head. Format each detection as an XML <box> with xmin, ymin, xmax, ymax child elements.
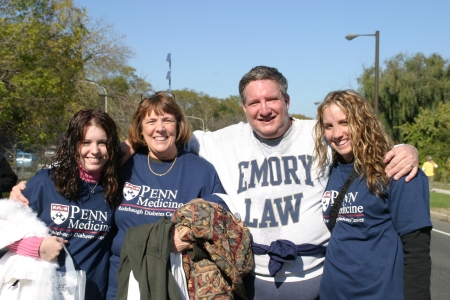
<box><xmin>345</xmin><ymin>34</ymin><xmax>359</xmax><ymax>40</ymax></box>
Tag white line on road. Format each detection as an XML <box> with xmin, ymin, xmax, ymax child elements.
<box><xmin>432</xmin><ymin>229</ymin><xmax>450</xmax><ymax>237</ymax></box>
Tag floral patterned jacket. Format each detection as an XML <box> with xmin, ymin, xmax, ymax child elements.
<box><xmin>173</xmin><ymin>198</ymin><xmax>254</xmax><ymax>300</ymax></box>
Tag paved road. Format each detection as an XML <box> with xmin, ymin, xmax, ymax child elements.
<box><xmin>431</xmin><ymin>217</ymin><xmax>450</xmax><ymax>299</ymax></box>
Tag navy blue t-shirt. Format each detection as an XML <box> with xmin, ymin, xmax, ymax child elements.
<box><xmin>24</xmin><ymin>169</ymin><xmax>114</xmax><ymax>300</ymax></box>
<box><xmin>320</xmin><ymin>163</ymin><xmax>432</xmax><ymax>299</ymax></box>
<box><xmin>106</xmin><ymin>148</ymin><xmax>225</xmax><ymax>300</ymax></box>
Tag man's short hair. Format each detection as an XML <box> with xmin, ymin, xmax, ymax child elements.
<box><xmin>238</xmin><ymin>66</ymin><xmax>288</xmax><ymax>104</ymax></box>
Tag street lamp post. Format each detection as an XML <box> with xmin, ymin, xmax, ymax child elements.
<box><xmin>81</xmin><ymin>80</ymin><xmax>108</xmax><ymax>113</ymax></box>
<box><xmin>186</xmin><ymin>116</ymin><xmax>205</xmax><ymax>131</ymax></box>
<box><xmin>345</xmin><ymin>31</ymin><xmax>379</xmax><ymax>116</ymax></box>
<box><xmin>166</xmin><ymin>53</ymin><xmax>172</xmax><ymax>93</ymax></box>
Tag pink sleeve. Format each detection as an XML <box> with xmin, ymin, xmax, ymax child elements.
<box><xmin>7</xmin><ymin>237</ymin><xmax>44</xmax><ymax>258</ymax></box>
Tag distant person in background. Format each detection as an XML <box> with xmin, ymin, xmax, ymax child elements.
<box><xmin>422</xmin><ymin>156</ymin><xmax>438</xmax><ymax>192</ymax></box>
<box><xmin>0</xmin><ymin>154</ymin><xmax>18</xmax><ymax>195</ymax></box>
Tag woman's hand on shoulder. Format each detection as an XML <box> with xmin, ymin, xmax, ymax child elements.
<box><xmin>120</xmin><ymin>140</ymin><xmax>135</xmax><ymax>166</ymax></box>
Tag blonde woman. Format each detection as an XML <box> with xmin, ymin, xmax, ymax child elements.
<box><xmin>314</xmin><ymin>90</ymin><xmax>431</xmax><ymax>300</ymax></box>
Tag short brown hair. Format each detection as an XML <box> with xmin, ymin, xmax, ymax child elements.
<box><xmin>128</xmin><ymin>92</ymin><xmax>191</xmax><ymax>150</ymax></box>
<box><xmin>238</xmin><ymin>66</ymin><xmax>288</xmax><ymax>104</ymax></box>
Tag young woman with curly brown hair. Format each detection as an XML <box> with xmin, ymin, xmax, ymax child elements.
<box><xmin>6</xmin><ymin>109</ymin><xmax>122</xmax><ymax>299</ymax></box>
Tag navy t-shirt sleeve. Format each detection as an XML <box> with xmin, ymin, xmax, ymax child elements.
<box><xmin>388</xmin><ymin>170</ymin><xmax>432</xmax><ymax>236</ymax></box>
<box><xmin>23</xmin><ymin>170</ymin><xmax>50</xmax><ymax>217</ymax></box>
<box><xmin>193</xmin><ymin>153</ymin><xmax>225</xmax><ymax>197</ymax></box>
<box><xmin>211</xmin><ymin>173</ymin><xmax>225</xmax><ymax>194</ymax></box>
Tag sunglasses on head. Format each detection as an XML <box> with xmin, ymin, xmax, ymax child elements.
<box><xmin>140</xmin><ymin>91</ymin><xmax>174</xmax><ymax>104</ymax></box>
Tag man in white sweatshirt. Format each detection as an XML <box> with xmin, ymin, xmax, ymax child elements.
<box><xmin>186</xmin><ymin>66</ymin><xmax>419</xmax><ymax>300</ymax></box>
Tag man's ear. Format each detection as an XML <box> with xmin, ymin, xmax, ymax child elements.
<box><xmin>285</xmin><ymin>93</ymin><xmax>290</xmax><ymax>109</ymax></box>
<box><xmin>241</xmin><ymin>101</ymin><xmax>247</xmax><ymax>113</ymax></box>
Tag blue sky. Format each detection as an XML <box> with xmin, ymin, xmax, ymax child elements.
<box><xmin>75</xmin><ymin>0</ymin><xmax>450</xmax><ymax>118</ymax></box>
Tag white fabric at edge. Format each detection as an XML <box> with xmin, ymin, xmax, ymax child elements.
<box><xmin>170</xmin><ymin>252</ymin><xmax>188</xmax><ymax>300</ymax></box>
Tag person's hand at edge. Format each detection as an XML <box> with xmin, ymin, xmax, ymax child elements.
<box><xmin>9</xmin><ymin>181</ymin><xmax>29</xmax><ymax>206</ymax></box>
<box><xmin>170</xmin><ymin>226</ymin><xmax>193</xmax><ymax>253</ymax></box>
<box><xmin>39</xmin><ymin>236</ymin><xmax>68</xmax><ymax>262</ymax></box>
<box><xmin>120</xmin><ymin>140</ymin><xmax>135</xmax><ymax>166</ymax></box>
<box><xmin>384</xmin><ymin>144</ymin><xmax>419</xmax><ymax>182</ymax></box>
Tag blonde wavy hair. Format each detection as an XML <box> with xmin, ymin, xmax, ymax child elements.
<box><xmin>313</xmin><ymin>90</ymin><xmax>394</xmax><ymax>197</ymax></box>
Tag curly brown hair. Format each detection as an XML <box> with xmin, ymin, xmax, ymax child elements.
<box><xmin>128</xmin><ymin>91</ymin><xmax>191</xmax><ymax>151</ymax></box>
<box><xmin>50</xmin><ymin>109</ymin><xmax>122</xmax><ymax>208</ymax></box>
<box><xmin>313</xmin><ymin>90</ymin><xmax>394</xmax><ymax>197</ymax></box>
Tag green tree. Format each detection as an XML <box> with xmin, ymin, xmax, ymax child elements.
<box><xmin>174</xmin><ymin>89</ymin><xmax>245</xmax><ymax>131</ymax></box>
<box><xmin>0</xmin><ymin>0</ymin><xmax>88</xmax><ymax>153</ymax></box>
<box><xmin>399</xmin><ymin>102</ymin><xmax>450</xmax><ymax>183</ymax></box>
<box><xmin>173</xmin><ymin>89</ymin><xmax>218</xmax><ymax>131</ymax></box>
<box><xmin>290</xmin><ymin>113</ymin><xmax>312</xmax><ymax>120</ymax></box>
<box><xmin>358</xmin><ymin>53</ymin><xmax>450</xmax><ymax>141</ymax></box>
<box><xmin>78</xmin><ymin>67</ymin><xmax>151</xmax><ymax>140</ymax></box>
<box><xmin>0</xmin><ymin>0</ymin><xmax>138</xmax><ymax>155</ymax></box>
<box><xmin>209</xmin><ymin>95</ymin><xmax>246</xmax><ymax>131</ymax></box>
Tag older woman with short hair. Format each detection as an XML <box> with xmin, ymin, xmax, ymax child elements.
<box><xmin>107</xmin><ymin>91</ymin><xmax>226</xmax><ymax>299</ymax></box>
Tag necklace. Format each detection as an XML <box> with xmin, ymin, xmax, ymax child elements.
<box><xmin>147</xmin><ymin>151</ymin><xmax>178</xmax><ymax>176</ymax></box>
<box><xmin>88</xmin><ymin>181</ymin><xmax>99</xmax><ymax>194</ymax></box>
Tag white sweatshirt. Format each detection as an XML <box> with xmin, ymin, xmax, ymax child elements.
<box><xmin>186</xmin><ymin>119</ymin><xmax>330</xmax><ymax>282</ymax></box>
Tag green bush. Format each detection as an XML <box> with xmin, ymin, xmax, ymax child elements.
<box><xmin>430</xmin><ymin>192</ymin><xmax>450</xmax><ymax>209</ymax></box>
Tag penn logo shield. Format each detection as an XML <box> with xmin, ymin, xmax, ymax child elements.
<box><xmin>123</xmin><ymin>182</ymin><xmax>141</xmax><ymax>201</ymax></box>
<box><xmin>51</xmin><ymin>204</ymin><xmax>69</xmax><ymax>225</ymax></box>
<box><xmin>322</xmin><ymin>191</ymin><xmax>331</xmax><ymax>211</ymax></box>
